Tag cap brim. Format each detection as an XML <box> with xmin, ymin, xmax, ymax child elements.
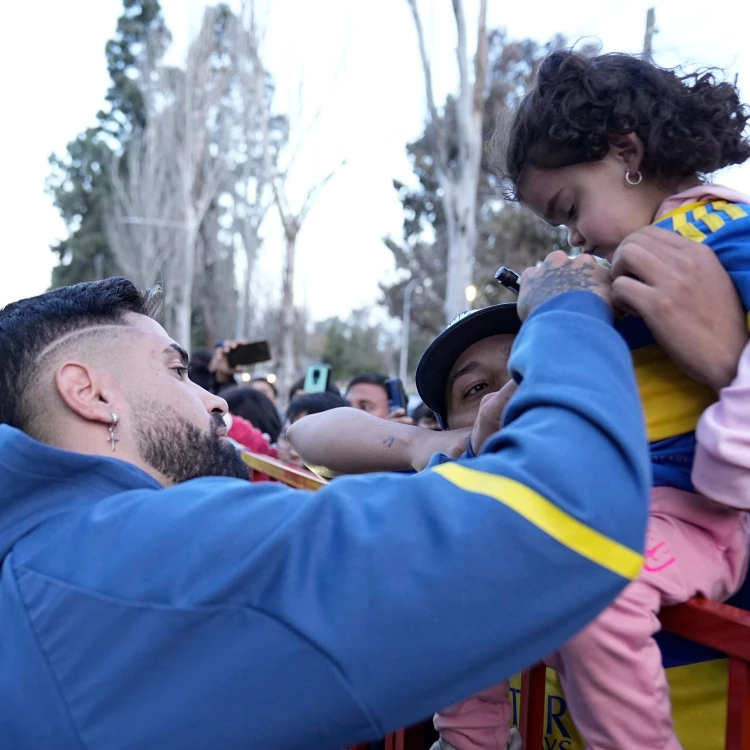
<box><xmin>415</xmin><ymin>303</ymin><xmax>521</xmax><ymax>425</ymax></box>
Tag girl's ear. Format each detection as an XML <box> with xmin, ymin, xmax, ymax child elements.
<box><xmin>609</xmin><ymin>133</ymin><xmax>645</xmax><ymax>174</ymax></box>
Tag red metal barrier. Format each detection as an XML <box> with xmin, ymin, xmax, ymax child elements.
<box><xmin>244</xmin><ymin>452</ymin><xmax>750</xmax><ymax>750</ymax></box>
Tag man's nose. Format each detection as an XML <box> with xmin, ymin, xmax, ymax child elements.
<box><xmin>200</xmin><ymin>386</ymin><xmax>228</xmax><ymax>417</ymax></box>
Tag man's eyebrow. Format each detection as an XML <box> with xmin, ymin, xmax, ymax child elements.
<box><xmin>164</xmin><ymin>343</ymin><xmax>189</xmax><ymax>366</ymax></box>
<box><xmin>544</xmin><ymin>188</ymin><xmax>563</xmax><ymax>222</ymax></box>
<box><xmin>449</xmin><ymin>361</ymin><xmax>481</xmax><ymax>389</ymax></box>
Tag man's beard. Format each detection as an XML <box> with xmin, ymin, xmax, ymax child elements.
<box><xmin>134</xmin><ymin>404</ymin><xmax>249</xmax><ymax>484</ymax></box>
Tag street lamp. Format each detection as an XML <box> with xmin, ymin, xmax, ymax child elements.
<box><xmin>399</xmin><ymin>279</ymin><xmax>418</xmax><ymax>384</ymax></box>
<box><xmin>465</xmin><ymin>284</ymin><xmax>477</xmax><ymax>306</ymax></box>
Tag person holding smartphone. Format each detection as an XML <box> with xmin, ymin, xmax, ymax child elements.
<box><xmin>346</xmin><ymin>373</ymin><xmax>413</xmax><ymax>425</ymax></box>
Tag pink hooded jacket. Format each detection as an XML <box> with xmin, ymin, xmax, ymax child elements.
<box><xmin>692</xmin><ymin>339</ymin><xmax>750</xmax><ymax>510</ymax></box>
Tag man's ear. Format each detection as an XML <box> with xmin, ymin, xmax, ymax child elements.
<box><xmin>55</xmin><ymin>361</ymin><xmax>117</xmax><ymax>425</ymax></box>
<box><xmin>609</xmin><ymin>133</ymin><xmax>645</xmax><ymax>175</ymax></box>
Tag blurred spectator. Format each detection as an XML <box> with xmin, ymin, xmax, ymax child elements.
<box><xmin>223</xmin><ymin>387</ymin><xmax>282</xmax><ymax>444</ymax></box>
<box><xmin>412</xmin><ymin>403</ymin><xmax>440</xmax><ymax>431</ymax></box>
<box><xmin>188</xmin><ymin>349</ymin><xmax>220</xmax><ymax>392</ymax></box>
<box><xmin>250</xmin><ymin>376</ymin><xmax>278</xmax><ymax>405</ymax></box>
<box><xmin>286</xmin><ymin>392</ymin><xmax>349</xmax><ymax>425</ymax></box>
<box><xmin>345</xmin><ymin>373</ymin><xmax>390</xmax><ymax>418</ymax></box>
<box><xmin>288</xmin><ymin>375</ymin><xmax>340</xmax><ymax>403</ymax></box>
<box><xmin>223</xmin><ymin>413</ymin><xmax>276</xmax><ymax>462</ymax></box>
<box><xmin>346</xmin><ymin>373</ymin><xmax>412</xmax><ymax>424</ymax></box>
<box><xmin>189</xmin><ymin>344</ymin><xmax>243</xmax><ymax>395</ymax></box>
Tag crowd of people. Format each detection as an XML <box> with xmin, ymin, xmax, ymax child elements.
<box><xmin>0</xmin><ymin>48</ymin><xmax>749</xmax><ymax>750</ymax></box>
<box><xmin>186</xmin><ymin>342</ymin><xmax>440</xmax><ymax>472</ymax></box>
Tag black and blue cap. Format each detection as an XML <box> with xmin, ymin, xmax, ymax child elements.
<box><xmin>415</xmin><ymin>303</ymin><xmax>521</xmax><ymax>428</ymax></box>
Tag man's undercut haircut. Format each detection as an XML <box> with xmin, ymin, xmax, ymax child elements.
<box><xmin>0</xmin><ymin>277</ymin><xmax>162</xmax><ymax>436</ymax></box>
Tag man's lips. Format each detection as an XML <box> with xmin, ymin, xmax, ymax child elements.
<box><xmin>215</xmin><ymin>426</ymin><xmax>228</xmax><ymax>439</ymax></box>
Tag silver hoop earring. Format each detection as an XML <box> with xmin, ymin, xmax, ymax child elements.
<box><xmin>625</xmin><ymin>170</ymin><xmax>643</xmax><ymax>186</ymax></box>
<box><xmin>107</xmin><ymin>413</ymin><xmax>119</xmax><ymax>452</ymax></box>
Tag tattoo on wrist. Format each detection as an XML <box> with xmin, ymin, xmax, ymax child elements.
<box><xmin>383</xmin><ymin>435</ymin><xmax>395</xmax><ymax>448</ymax></box>
<box><xmin>523</xmin><ymin>265</ymin><xmax>601</xmax><ymax>309</ymax></box>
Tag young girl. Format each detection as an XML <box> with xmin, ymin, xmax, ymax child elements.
<box><xmin>434</xmin><ymin>51</ymin><xmax>750</xmax><ymax>750</ymax></box>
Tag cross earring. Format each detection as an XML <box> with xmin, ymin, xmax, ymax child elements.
<box><xmin>107</xmin><ymin>413</ymin><xmax>119</xmax><ymax>452</ymax></box>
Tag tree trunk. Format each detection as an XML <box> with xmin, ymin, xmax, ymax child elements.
<box><xmin>279</xmin><ymin>229</ymin><xmax>298</xmax><ymax>405</ymax></box>
<box><xmin>173</xmin><ymin>225</ymin><xmax>196</xmax><ymax>350</ymax></box>
<box><xmin>442</xmin><ymin>139</ymin><xmax>482</xmax><ymax>322</ymax></box>
<box><xmin>236</xmin><ymin>230</ymin><xmax>260</xmax><ymax>339</ymax></box>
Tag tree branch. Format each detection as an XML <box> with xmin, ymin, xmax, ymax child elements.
<box><xmin>473</xmin><ymin>0</ymin><xmax>489</xmax><ymax>116</ymax></box>
<box><xmin>406</xmin><ymin>0</ymin><xmax>447</xmax><ymax>173</ymax></box>
<box><xmin>298</xmin><ymin>158</ymin><xmax>347</xmax><ymax>224</ymax></box>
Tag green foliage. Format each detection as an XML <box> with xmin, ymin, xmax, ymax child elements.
<box><xmin>47</xmin><ymin>128</ymin><xmax>119</xmax><ymax>288</ymax></box>
<box><xmin>320</xmin><ymin>311</ymin><xmax>394</xmax><ymax>381</ymax></box>
<box><xmin>381</xmin><ymin>30</ymin><xmax>569</xmax><ymax>338</ymax></box>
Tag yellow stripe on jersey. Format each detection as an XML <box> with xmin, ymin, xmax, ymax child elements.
<box><xmin>656</xmin><ymin>201</ymin><xmax>707</xmax><ymax>223</ymax></box>
<box><xmin>672</xmin><ymin>211</ymin><xmax>708</xmax><ymax>242</ymax></box>
<box><xmin>693</xmin><ymin>205</ymin><xmax>726</xmax><ymax>232</ymax></box>
<box><xmin>432</xmin><ymin>463</ymin><xmax>643</xmax><ymax>580</ymax></box>
<box><xmin>712</xmin><ymin>200</ymin><xmax>748</xmax><ymax>220</ymax></box>
<box><xmin>631</xmin><ymin>344</ymin><xmax>717</xmax><ymax>442</ymax></box>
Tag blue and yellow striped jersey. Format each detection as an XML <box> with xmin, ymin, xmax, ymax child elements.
<box><xmin>615</xmin><ymin>200</ymin><xmax>750</xmax><ymax>491</ymax></box>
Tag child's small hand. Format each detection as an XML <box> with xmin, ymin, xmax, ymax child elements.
<box><xmin>518</xmin><ymin>251</ymin><xmax>612</xmax><ymax>321</ymax></box>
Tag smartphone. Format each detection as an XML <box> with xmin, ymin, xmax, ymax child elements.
<box><xmin>224</xmin><ymin>341</ymin><xmax>272</xmax><ymax>369</ymax></box>
<box><xmin>495</xmin><ymin>266</ymin><xmax>520</xmax><ymax>295</ymax></box>
<box><xmin>303</xmin><ymin>364</ymin><xmax>332</xmax><ymax>394</ymax></box>
<box><xmin>385</xmin><ymin>377</ymin><xmax>408</xmax><ymax>413</ymax></box>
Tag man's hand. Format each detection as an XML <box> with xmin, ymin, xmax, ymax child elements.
<box><xmin>209</xmin><ymin>341</ymin><xmax>243</xmax><ymax>384</ymax></box>
<box><xmin>470</xmin><ymin>380</ymin><xmax>518</xmax><ymax>454</ymax></box>
<box><xmin>611</xmin><ymin>226</ymin><xmax>748</xmax><ymax>391</ymax></box>
<box><xmin>517</xmin><ymin>251</ymin><xmax>613</xmax><ymax>322</ymax></box>
<box><xmin>387</xmin><ymin>408</ymin><xmax>414</xmax><ymax>426</ymax></box>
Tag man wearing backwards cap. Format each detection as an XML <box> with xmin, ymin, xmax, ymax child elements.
<box><xmin>288</xmin><ymin>302</ymin><xmax>521</xmax><ymax>475</ymax></box>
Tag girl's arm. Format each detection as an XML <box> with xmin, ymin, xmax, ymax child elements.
<box><xmin>692</xmin><ymin>340</ymin><xmax>750</xmax><ymax>509</ymax></box>
<box><xmin>286</xmin><ymin>407</ymin><xmax>471</xmax><ymax>478</ymax></box>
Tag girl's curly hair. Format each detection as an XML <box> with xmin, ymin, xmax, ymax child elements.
<box><xmin>500</xmin><ymin>50</ymin><xmax>750</xmax><ymax>198</ymax></box>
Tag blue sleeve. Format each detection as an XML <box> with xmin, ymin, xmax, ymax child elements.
<box><xmin>701</xmin><ymin>213</ymin><xmax>750</xmax><ymax>311</ymax></box>
<box><xmin>656</xmin><ymin>203</ymin><xmax>750</xmax><ymax>312</ymax></box>
<box><xmin>15</xmin><ymin>292</ymin><xmax>650</xmax><ymax>750</ymax></box>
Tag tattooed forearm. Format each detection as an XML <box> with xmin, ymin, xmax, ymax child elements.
<box><xmin>518</xmin><ymin>259</ymin><xmax>610</xmax><ymax>320</ymax></box>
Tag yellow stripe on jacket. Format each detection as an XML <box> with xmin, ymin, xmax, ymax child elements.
<box><xmin>433</xmin><ymin>463</ymin><xmax>643</xmax><ymax>580</ymax></box>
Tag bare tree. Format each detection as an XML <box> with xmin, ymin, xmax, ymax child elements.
<box><xmin>407</xmin><ymin>0</ymin><xmax>489</xmax><ymax>324</ymax></box>
<box><xmin>273</xmin><ymin>161</ymin><xmax>344</xmax><ymax>402</ymax></box>
<box><xmin>231</xmin><ymin>1</ymin><xmax>286</xmax><ymax>339</ymax></box>
<box><xmin>105</xmin><ymin>7</ymin><xmax>241</xmax><ymax>348</ymax></box>
<box><xmin>105</xmin><ymin>118</ymin><xmax>183</xmax><ymax>292</ymax></box>
<box><xmin>164</xmin><ymin>6</ymin><xmax>238</xmax><ymax>348</ymax></box>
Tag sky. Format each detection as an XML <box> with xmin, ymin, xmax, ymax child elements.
<box><xmin>2</xmin><ymin>0</ymin><xmax>750</xmax><ymax>322</ymax></box>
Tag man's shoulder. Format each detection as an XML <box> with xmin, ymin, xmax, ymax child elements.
<box><xmin>11</xmin><ymin>476</ymin><xmax>289</xmax><ymax>601</ymax></box>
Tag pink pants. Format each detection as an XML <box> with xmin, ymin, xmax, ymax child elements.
<box><xmin>435</xmin><ymin>488</ymin><xmax>749</xmax><ymax>750</ymax></box>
